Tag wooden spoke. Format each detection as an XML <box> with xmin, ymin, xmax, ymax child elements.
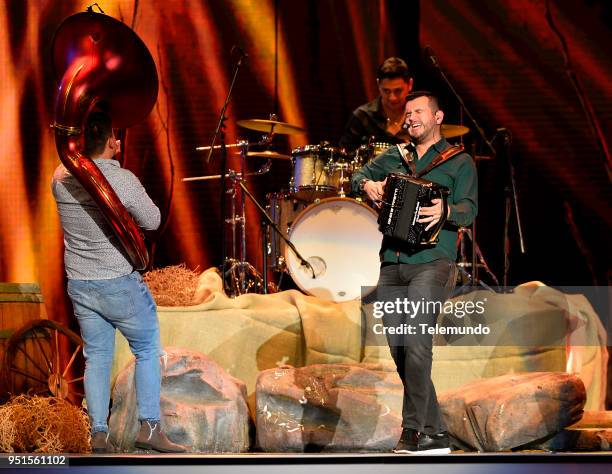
<box><xmin>62</xmin><ymin>344</ymin><xmax>82</xmax><ymax>378</ymax></box>
<box><xmin>15</xmin><ymin>344</ymin><xmax>48</xmax><ymax>377</ymax></box>
<box><xmin>54</xmin><ymin>329</ymin><xmax>60</xmax><ymax>374</ymax></box>
<box><xmin>9</xmin><ymin>367</ymin><xmax>47</xmax><ymax>385</ymax></box>
<box><xmin>32</xmin><ymin>328</ymin><xmax>53</xmax><ymax>373</ymax></box>
<box><xmin>2</xmin><ymin>319</ymin><xmax>84</xmax><ymax>406</ymax></box>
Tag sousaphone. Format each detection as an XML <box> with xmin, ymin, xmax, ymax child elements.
<box><xmin>52</xmin><ymin>11</ymin><xmax>158</xmax><ymax>269</ymax></box>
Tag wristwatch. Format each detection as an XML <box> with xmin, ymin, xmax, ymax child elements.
<box><xmin>358</xmin><ymin>178</ymin><xmax>370</xmax><ymax>192</ymax></box>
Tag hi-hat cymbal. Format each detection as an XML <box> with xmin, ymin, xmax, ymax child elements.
<box><xmin>441</xmin><ymin>124</ymin><xmax>470</xmax><ymax>138</ymax></box>
<box><xmin>234</xmin><ymin>150</ymin><xmax>291</xmax><ymax>160</ymax></box>
<box><xmin>237</xmin><ymin>118</ymin><xmax>305</xmax><ymax>135</ymax></box>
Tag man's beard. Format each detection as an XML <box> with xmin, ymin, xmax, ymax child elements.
<box><xmin>408</xmin><ymin>129</ymin><xmax>428</xmax><ymax>144</ymax></box>
<box><xmin>408</xmin><ymin>123</ymin><xmax>438</xmax><ymax>144</ymax></box>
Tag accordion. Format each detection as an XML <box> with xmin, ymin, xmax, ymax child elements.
<box><xmin>377</xmin><ymin>173</ymin><xmax>450</xmax><ymax>246</ymax></box>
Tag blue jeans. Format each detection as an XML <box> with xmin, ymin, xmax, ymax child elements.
<box><xmin>67</xmin><ymin>271</ymin><xmax>161</xmax><ymax>434</ymax></box>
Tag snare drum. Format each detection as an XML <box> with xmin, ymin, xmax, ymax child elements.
<box><xmin>284</xmin><ymin>197</ymin><xmax>382</xmax><ymax>302</ymax></box>
<box><xmin>290</xmin><ymin>145</ymin><xmax>348</xmax><ymax>200</ymax></box>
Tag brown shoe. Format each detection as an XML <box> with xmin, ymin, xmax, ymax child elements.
<box><xmin>91</xmin><ymin>431</ymin><xmax>111</xmax><ymax>454</ymax></box>
<box><xmin>134</xmin><ymin>421</ymin><xmax>186</xmax><ymax>453</ymax></box>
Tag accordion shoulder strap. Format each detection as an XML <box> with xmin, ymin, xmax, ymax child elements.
<box><xmin>415</xmin><ymin>143</ymin><xmax>465</xmax><ymax>178</ymax></box>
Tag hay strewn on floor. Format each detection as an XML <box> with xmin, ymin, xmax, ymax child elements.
<box><xmin>0</xmin><ymin>395</ymin><xmax>90</xmax><ymax>453</ymax></box>
<box><xmin>144</xmin><ymin>264</ymin><xmax>201</xmax><ymax>306</ymax></box>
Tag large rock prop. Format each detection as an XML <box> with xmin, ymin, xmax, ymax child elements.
<box><xmin>363</xmin><ymin>284</ymin><xmax>608</xmax><ymax>412</ymax></box>
<box><xmin>256</xmin><ymin>364</ymin><xmax>403</xmax><ymax>452</ymax></box>
<box><xmin>111</xmin><ymin>289</ymin><xmax>362</xmax><ymax>413</ymax></box>
<box><xmin>109</xmin><ymin>347</ymin><xmax>250</xmax><ymax>452</ymax></box>
<box><xmin>439</xmin><ymin>372</ymin><xmax>586</xmax><ymax>451</ymax></box>
<box><xmin>532</xmin><ymin>411</ymin><xmax>612</xmax><ymax>451</ymax></box>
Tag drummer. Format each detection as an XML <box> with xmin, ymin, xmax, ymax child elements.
<box><xmin>339</xmin><ymin>57</ymin><xmax>413</xmax><ymax>151</ymax></box>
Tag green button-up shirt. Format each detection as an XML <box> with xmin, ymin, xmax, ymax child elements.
<box><xmin>351</xmin><ymin>137</ymin><xmax>478</xmax><ymax>264</ymax></box>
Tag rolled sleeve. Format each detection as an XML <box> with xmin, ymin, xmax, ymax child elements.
<box><xmin>448</xmin><ymin>156</ymin><xmax>478</xmax><ymax>227</ymax></box>
<box><xmin>351</xmin><ymin>148</ymin><xmax>398</xmax><ymax>194</ymax></box>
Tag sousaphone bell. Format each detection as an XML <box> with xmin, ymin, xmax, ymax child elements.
<box><xmin>52</xmin><ymin>11</ymin><xmax>158</xmax><ymax>269</ymax></box>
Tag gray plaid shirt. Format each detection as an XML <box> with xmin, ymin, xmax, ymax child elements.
<box><xmin>52</xmin><ymin>159</ymin><xmax>160</xmax><ymax>280</ymax></box>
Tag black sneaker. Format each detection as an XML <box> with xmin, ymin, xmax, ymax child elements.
<box><xmin>393</xmin><ymin>428</ymin><xmax>451</xmax><ymax>455</ymax></box>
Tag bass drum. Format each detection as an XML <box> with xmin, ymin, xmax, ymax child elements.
<box><xmin>284</xmin><ymin>197</ymin><xmax>382</xmax><ymax>302</ymax></box>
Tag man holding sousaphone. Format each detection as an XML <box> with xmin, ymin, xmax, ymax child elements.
<box><xmin>50</xmin><ymin>11</ymin><xmax>186</xmax><ymax>454</ymax></box>
<box><xmin>52</xmin><ymin>111</ymin><xmax>186</xmax><ymax>454</ymax></box>
<box><xmin>352</xmin><ymin>91</ymin><xmax>478</xmax><ymax>454</ymax></box>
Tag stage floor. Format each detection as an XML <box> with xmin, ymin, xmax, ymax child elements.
<box><xmin>2</xmin><ymin>452</ymin><xmax>612</xmax><ymax>474</ymax></box>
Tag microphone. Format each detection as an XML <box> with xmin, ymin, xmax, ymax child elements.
<box><xmin>423</xmin><ymin>45</ymin><xmax>440</xmax><ymax>69</ymax></box>
<box><xmin>232</xmin><ymin>45</ymin><xmax>248</xmax><ymax>59</ymax></box>
<box><xmin>495</xmin><ymin>127</ymin><xmax>512</xmax><ymax>144</ymax></box>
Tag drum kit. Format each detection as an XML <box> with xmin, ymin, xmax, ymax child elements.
<box><xmin>184</xmin><ymin>116</ymin><xmax>488</xmax><ymax>302</ymax></box>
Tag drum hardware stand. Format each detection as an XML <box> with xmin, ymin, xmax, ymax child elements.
<box><xmin>456</xmin><ymin>227</ymin><xmax>499</xmax><ymax>293</ymax></box>
<box><xmin>200</xmin><ymin>45</ymin><xmax>247</xmax><ymax>294</ymax></box>
<box><xmin>237</xmin><ymin>180</ymin><xmax>316</xmax><ymax>293</ymax></box>
<box><xmin>261</xmin><ymin>215</ymin><xmax>269</xmax><ymax>292</ymax></box>
<box><xmin>192</xmin><ymin>123</ymin><xmax>292</xmax><ymax>294</ymax></box>
<box><xmin>186</xmin><ymin>142</ymin><xmax>273</xmax><ymax>296</ymax></box>
<box><xmin>183</xmin><ymin>160</ymin><xmax>272</xmax><ymax>183</ymax></box>
<box><xmin>223</xmin><ymin>141</ymin><xmax>266</xmax><ymax>296</ymax></box>
<box><xmin>219</xmin><ymin>141</ymin><xmax>315</xmax><ymax>297</ymax></box>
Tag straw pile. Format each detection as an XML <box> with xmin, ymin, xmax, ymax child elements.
<box><xmin>143</xmin><ymin>264</ymin><xmax>201</xmax><ymax>306</ymax></box>
<box><xmin>0</xmin><ymin>395</ymin><xmax>90</xmax><ymax>453</ymax></box>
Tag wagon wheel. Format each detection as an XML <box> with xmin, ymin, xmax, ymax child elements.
<box><xmin>2</xmin><ymin>319</ymin><xmax>84</xmax><ymax>406</ymax></box>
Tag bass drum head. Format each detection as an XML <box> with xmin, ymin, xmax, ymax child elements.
<box><xmin>285</xmin><ymin>197</ymin><xmax>382</xmax><ymax>302</ymax></box>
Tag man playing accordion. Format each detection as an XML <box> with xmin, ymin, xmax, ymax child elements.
<box><xmin>351</xmin><ymin>91</ymin><xmax>478</xmax><ymax>454</ymax></box>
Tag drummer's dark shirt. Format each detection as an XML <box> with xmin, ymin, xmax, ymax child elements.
<box><xmin>339</xmin><ymin>96</ymin><xmax>411</xmax><ymax>151</ymax></box>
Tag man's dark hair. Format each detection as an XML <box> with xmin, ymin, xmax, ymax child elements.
<box><xmin>84</xmin><ymin>111</ymin><xmax>113</xmax><ymax>157</ymax></box>
<box><xmin>376</xmin><ymin>57</ymin><xmax>411</xmax><ymax>81</ymax></box>
<box><xmin>406</xmin><ymin>90</ymin><xmax>441</xmax><ymax>111</ymax></box>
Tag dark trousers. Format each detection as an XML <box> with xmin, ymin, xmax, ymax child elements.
<box><xmin>377</xmin><ymin>259</ymin><xmax>456</xmax><ymax>435</ymax></box>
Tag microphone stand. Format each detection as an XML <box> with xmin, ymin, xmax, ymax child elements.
<box><xmin>427</xmin><ymin>51</ymin><xmax>496</xmax><ymax>157</ymax></box>
<box><xmin>497</xmin><ymin>130</ymin><xmax>526</xmax><ymax>288</ymax></box>
<box><xmin>426</xmin><ymin>48</ymin><xmax>500</xmax><ymax>288</ymax></box>
<box><xmin>205</xmin><ymin>48</ymin><xmax>246</xmax><ymax>283</ymax></box>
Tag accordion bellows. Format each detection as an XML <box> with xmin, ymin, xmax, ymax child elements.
<box><xmin>377</xmin><ymin>173</ymin><xmax>450</xmax><ymax>246</ymax></box>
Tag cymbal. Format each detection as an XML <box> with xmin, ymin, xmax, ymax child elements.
<box><xmin>234</xmin><ymin>150</ymin><xmax>291</xmax><ymax>160</ymax></box>
<box><xmin>237</xmin><ymin>118</ymin><xmax>305</xmax><ymax>135</ymax></box>
<box><xmin>441</xmin><ymin>124</ymin><xmax>470</xmax><ymax>138</ymax></box>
